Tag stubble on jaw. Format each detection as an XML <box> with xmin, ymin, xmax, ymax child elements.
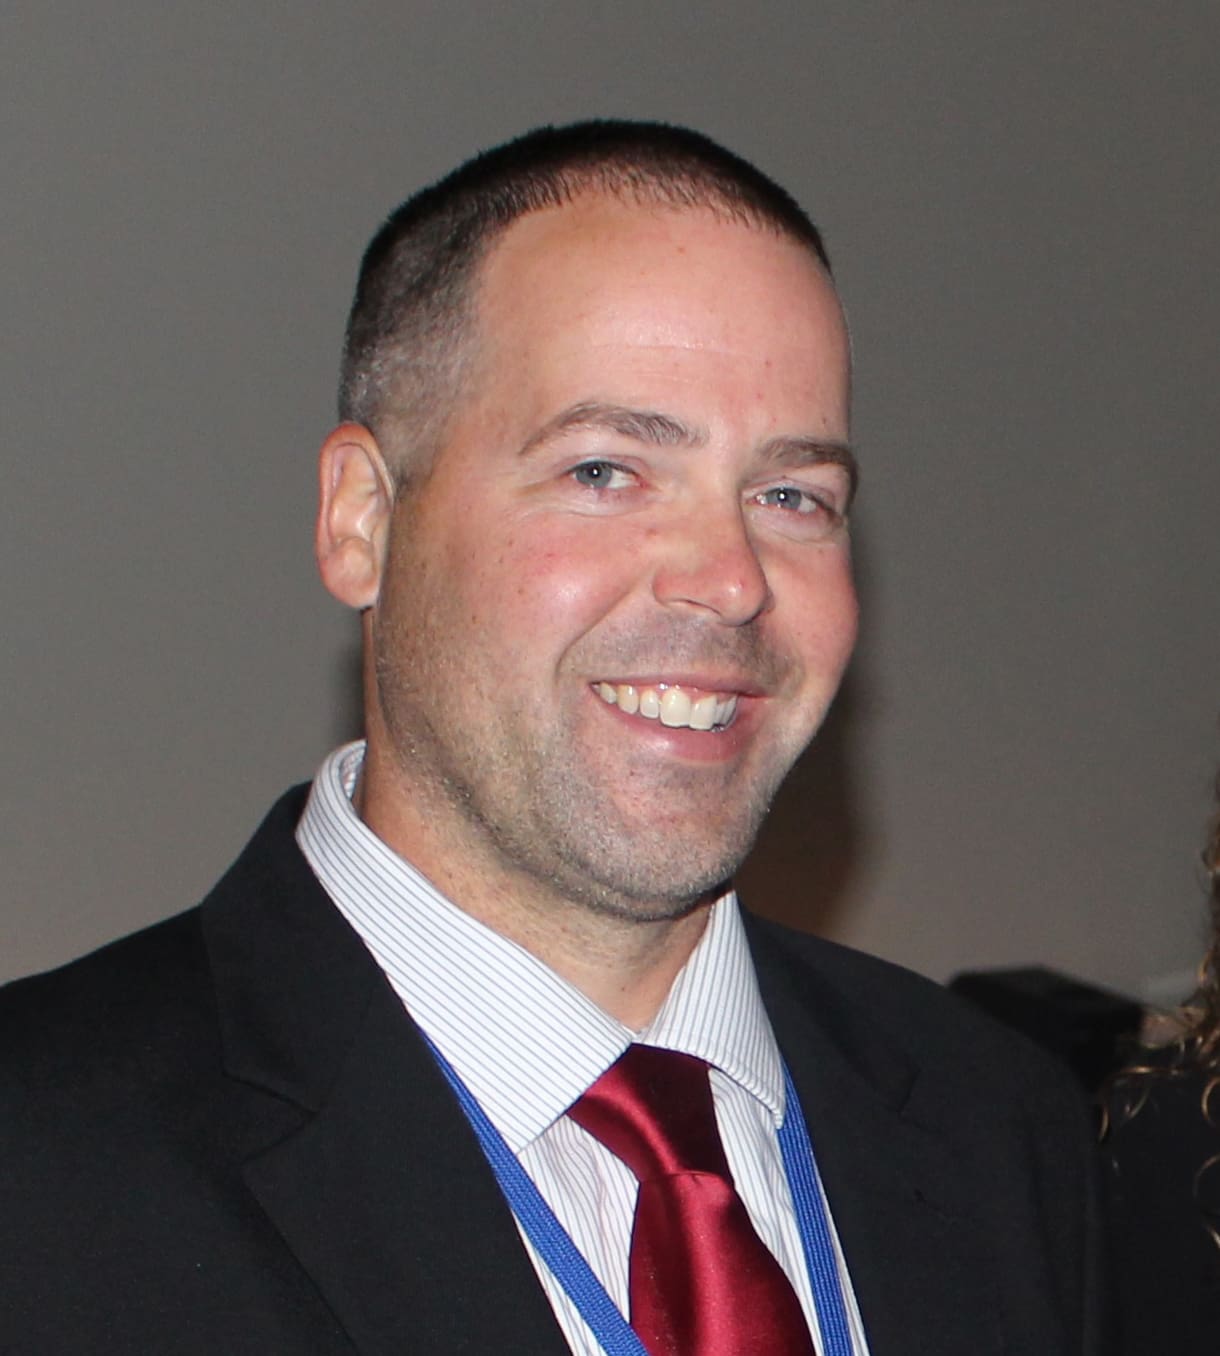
<box><xmin>367</xmin><ymin>592</ymin><xmax>812</xmax><ymax>932</ymax></box>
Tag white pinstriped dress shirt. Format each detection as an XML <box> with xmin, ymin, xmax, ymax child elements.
<box><xmin>296</xmin><ymin>742</ymin><xmax>869</xmax><ymax>1355</ymax></box>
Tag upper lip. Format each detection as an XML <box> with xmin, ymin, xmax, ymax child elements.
<box><xmin>590</xmin><ymin>673</ymin><xmax>769</xmax><ymax>698</ymax></box>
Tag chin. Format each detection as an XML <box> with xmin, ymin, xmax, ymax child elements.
<box><xmin>571</xmin><ymin>878</ymin><xmax>729</xmax><ymax>927</ymax></box>
<box><xmin>557</xmin><ymin>824</ymin><xmax>757</xmax><ymax>923</ymax></box>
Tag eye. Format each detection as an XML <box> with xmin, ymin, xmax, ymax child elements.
<box><xmin>757</xmin><ymin>485</ymin><xmax>814</xmax><ymax>513</ymax></box>
<box><xmin>752</xmin><ymin>484</ymin><xmax>845</xmax><ymax>537</ymax></box>
<box><xmin>569</xmin><ymin>459</ymin><xmax>634</xmax><ymax>491</ymax></box>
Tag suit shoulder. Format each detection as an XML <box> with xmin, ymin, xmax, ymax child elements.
<box><xmin>0</xmin><ymin>785</ymin><xmax>312</xmax><ymax>1072</ymax></box>
<box><xmin>0</xmin><ymin>907</ymin><xmax>215</xmax><ymax>1089</ymax></box>
<box><xmin>748</xmin><ymin>914</ymin><xmax>1086</xmax><ymax>1105</ymax></box>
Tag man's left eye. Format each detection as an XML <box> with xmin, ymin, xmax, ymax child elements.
<box><xmin>756</xmin><ymin>485</ymin><xmax>830</xmax><ymax>515</ymax></box>
<box><xmin>570</xmin><ymin>460</ymin><xmax>633</xmax><ymax>490</ymax></box>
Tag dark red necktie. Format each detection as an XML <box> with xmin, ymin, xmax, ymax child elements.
<box><xmin>569</xmin><ymin>1044</ymin><xmax>816</xmax><ymax>1356</ymax></box>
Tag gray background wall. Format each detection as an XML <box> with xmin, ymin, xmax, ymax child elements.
<box><xmin>4</xmin><ymin>2</ymin><xmax>1217</xmax><ymax>1000</ymax></box>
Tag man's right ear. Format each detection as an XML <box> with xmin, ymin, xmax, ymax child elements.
<box><xmin>315</xmin><ymin>423</ymin><xmax>396</xmax><ymax>610</ymax></box>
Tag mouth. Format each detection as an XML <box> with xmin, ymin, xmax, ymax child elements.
<box><xmin>592</xmin><ymin>681</ymin><xmax>740</xmax><ymax>731</ymax></box>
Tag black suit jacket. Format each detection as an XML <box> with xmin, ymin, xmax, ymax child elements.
<box><xmin>1</xmin><ymin>788</ymin><xmax>1107</xmax><ymax>1354</ymax></box>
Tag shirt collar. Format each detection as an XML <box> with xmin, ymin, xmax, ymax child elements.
<box><xmin>296</xmin><ymin>742</ymin><xmax>786</xmax><ymax>1150</ymax></box>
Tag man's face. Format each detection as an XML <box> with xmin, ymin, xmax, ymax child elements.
<box><xmin>365</xmin><ymin>195</ymin><xmax>856</xmax><ymax>923</ymax></box>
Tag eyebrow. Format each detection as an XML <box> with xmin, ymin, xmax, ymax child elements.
<box><xmin>759</xmin><ymin>434</ymin><xmax>859</xmax><ymax>503</ymax></box>
<box><xmin>520</xmin><ymin>400</ymin><xmax>859</xmax><ymax>503</ymax></box>
<box><xmin>519</xmin><ymin>401</ymin><xmax>707</xmax><ymax>454</ymax></box>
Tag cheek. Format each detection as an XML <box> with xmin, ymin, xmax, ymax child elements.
<box><xmin>449</xmin><ymin>519</ymin><xmax>638</xmax><ymax>640</ymax></box>
<box><xmin>501</xmin><ymin>526</ymin><xmax>639</xmax><ymax>626</ymax></box>
<box><xmin>778</xmin><ymin>554</ymin><xmax>858</xmax><ymax>667</ymax></box>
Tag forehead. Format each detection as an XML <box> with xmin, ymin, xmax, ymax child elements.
<box><xmin>470</xmin><ymin>194</ymin><xmax>849</xmax><ymax>390</ymax></box>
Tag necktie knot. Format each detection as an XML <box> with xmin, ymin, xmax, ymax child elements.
<box><xmin>570</xmin><ymin>1045</ymin><xmax>730</xmax><ymax>1183</ymax></box>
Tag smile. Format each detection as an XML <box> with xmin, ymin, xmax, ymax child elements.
<box><xmin>592</xmin><ymin>682</ymin><xmax>739</xmax><ymax>731</ymax></box>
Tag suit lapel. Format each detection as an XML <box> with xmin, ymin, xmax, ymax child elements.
<box><xmin>202</xmin><ymin>791</ymin><xmax>570</xmax><ymax>1356</ymax></box>
<box><xmin>240</xmin><ymin>989</ymin><xmax>570</xmax><ymax>1356</ymax></box>
<box><xmin>747</xmin><ymin>919</ymin><xmax>1004</xmax><ymax>1356</ymax></box>
<box><xmin>201</xmin><ymin>792</ymin><xmax>1009</xmax><ymax>1355</ymax></box>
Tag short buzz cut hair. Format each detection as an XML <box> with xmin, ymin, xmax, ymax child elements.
<box><xmin>338</xmin><ymin>119</ymin><xmax>833</xmax><ymax>485</ymax></box>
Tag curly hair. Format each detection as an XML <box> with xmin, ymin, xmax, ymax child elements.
<box><xmin>1106</xmin><ymin>776</ymin><xmax>1220</xmax><ymax>1249</ymax></box>
<box><xmin>1111</xmin><ymin>781</ymin><xmax>1220</xmax><ymax>1109</ymax></box>
<box><xmin>1182</xmin><ymin>796</ymin><xmax>1220</xmax><ymax>1100</ymax></box>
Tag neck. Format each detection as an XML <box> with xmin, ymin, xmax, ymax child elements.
<box><xmin>356</xmin><ymin>749</ymin><xmax>714</xmax><ymax>1028</ymax></box>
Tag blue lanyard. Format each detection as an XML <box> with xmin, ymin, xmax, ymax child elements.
<box><xmin>424</xmin><ymin>1035</ymin><xmax>855</xmax><ymax>1356</ymax></box>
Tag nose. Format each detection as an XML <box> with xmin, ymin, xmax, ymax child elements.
<box><xmin>650</xmin><ymin>502</ymin><xmax>772</xmax><ymax>626</ymax></box>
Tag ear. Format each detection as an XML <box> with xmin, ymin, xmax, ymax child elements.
<box><xmin>315</xmin><ymin>423</ymin><xmax>396</xmax><ymax>610</ymax></box>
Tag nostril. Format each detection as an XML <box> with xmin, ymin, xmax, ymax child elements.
<box><xmin>652</xmin><ymin>550</ymin><xmax>772</xmax><ymax>626</ymax></box>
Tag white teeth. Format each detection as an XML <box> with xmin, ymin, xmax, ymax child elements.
<box><xmin>690</xmin><ymin>694</ymin><xmax>718</xmax><ymax>731</ymax></box>
<box><xmin>593</xmin><ymin>682</ymin><xmax>739</xmax><ymax>731</ymax></box>
<box><xmin>659</xmin><ymin>688</ymin><xmax>692</xmax><ymax>727</ymax></box>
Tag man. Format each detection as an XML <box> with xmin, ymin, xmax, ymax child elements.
<box><xmin>2</xmin><ymin>123</ymin><xmax>1106</xmax><ymax>1354</ymax></box>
